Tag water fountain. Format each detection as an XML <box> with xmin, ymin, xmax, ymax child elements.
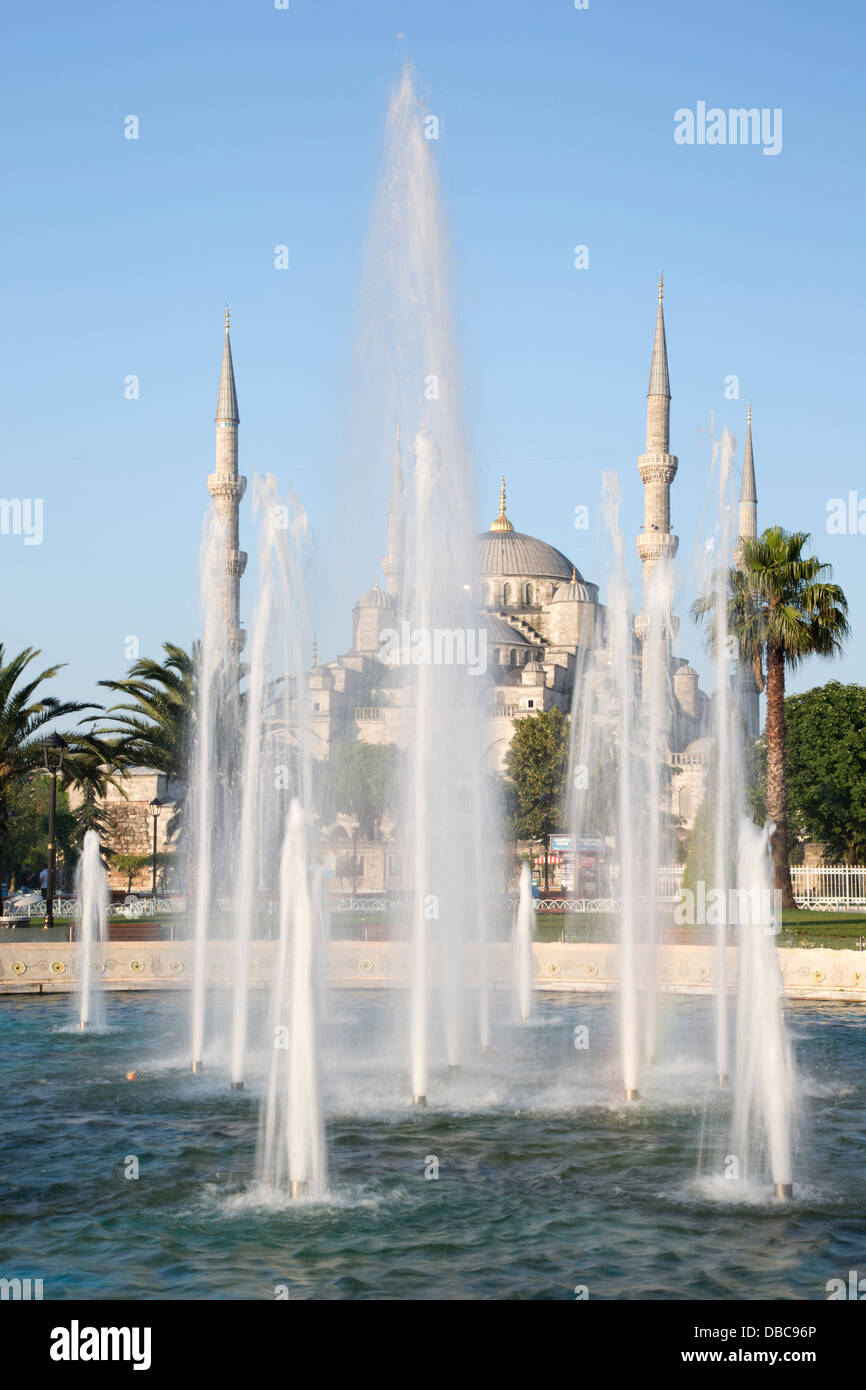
<box><xmin>601</xmin><ymin>474</ymin><xmax>642</xmax><ymax>1102</ymax></box>
<box><xmin>76</xmin><ymin>830</ymin><xmax>107</xmax><ymax>1031</ymax></box>
<box><xmin>190</xmin><ymin>507</ymin><xmax>239</xmax><ymax>1074</ymax></box>
<box><xmin>731</xmin><ymin>819</ymin><xmax>796</xmax><ymax>1199</ymax></box>
<box><xmin>364</xmin><ymin>66</ymin><xmax>492</xmax><ymax>1103</ymax></box>
<box><xmin>258</xmin><ymin>799</ymin><xmax>327</xmax><ymax>1200</ymax></box>
<box><xmin>513</xmin><ymin>862</ymin><xmax>534</xmax><ymax>1024</ymax></box>
<box><xmin>710</xmin><ymin>430</ymin><xmax>737</xmax><ymax>1087</ymax></box>
<box><xmin>698</xmin><ymin>426</ymin><xmax>797</xmax><ymax>1197</ymax></box>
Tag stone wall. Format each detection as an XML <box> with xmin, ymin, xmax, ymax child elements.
<box><xmin>1</xmin><ymin>940</ymin><xmax>863</xmax><ymax>1001</ymax></box>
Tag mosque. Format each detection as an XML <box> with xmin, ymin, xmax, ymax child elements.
<box><xmin>299</xmin><ymin>279</ymin><xmax>761</xmax><ymax>833</ymax></box>
<box><xmin>99</xmin><ymin>281</ymin><xmax>761</xmax><ymax>895</ymax></box>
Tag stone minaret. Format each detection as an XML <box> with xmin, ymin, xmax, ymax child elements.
<box><xmin>381</xmin><ymin>423</ymin><xmax>404</xmax><ymax>597</ymax></box>
<box><xmin>207</xmin><ymin>307</ymin><xmax>247</xmax><ymax>655</ymax></box>
<box><xmin>636</xmin><ymin>276</ymin><xmax>679</xmax><ymax>594</ymax></box>
<box><xmin>738</xmin><ymin>403</ymin><xmax>758</xmax><ymax>542</ymax></box>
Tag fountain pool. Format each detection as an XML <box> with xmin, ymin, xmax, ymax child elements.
<box><xmin>2</xmin><ymin>989</ymin><xmax>863</xmax><ymax>1300</ymax></box>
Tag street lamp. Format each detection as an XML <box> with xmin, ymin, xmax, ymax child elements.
<box><xmin>147</xmin><ymin>806</ymin><xmax>162</xmax><ymax>900</ymax></box>
<box><xmin>42</xmin><ymin>733</ymin><xmax>67</xmax><ymax>929</ymax></box>
<box><xmin>148</xmin><ymin>798</ymin><xmax>163</xmax><ymax>900</ymax></box>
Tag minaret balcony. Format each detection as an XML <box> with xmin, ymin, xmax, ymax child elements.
<box><xmin>227</xmin><ymin>548</ymin><xmax>247</xmax><ymax>578</ymax></box>
<box><xmin>207</xmin><ymin>473</ymin><xmax>247</xmax><ymax>502</ymax></box>
<box><xmin>637</xmin><ymin>453</ymin><xmax>678</xmax><ymax>485</ymax></box>
<box><xmin>636</xmin><ymin>532</ymin><xmax>679</xmax><ymax>564</ymax></box>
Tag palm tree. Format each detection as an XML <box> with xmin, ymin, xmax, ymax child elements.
<box><xmin>92</xmin><ymin>643</ymin><xmax>194</xmax><ymax>835</ymax></box>
<box><xmin>0</xmin><ymin>647</ymin><xmax>97</xmax><ymax>887</ymax></box>
<box><xmin>95</xmin><ymin>644</ymin><xmax>193</xmax><ymax>779</ymax></box>
<box><xmin>693</xmin><ymin>527</ymin><xmax>849</xmax><ymax>906</ymax></box>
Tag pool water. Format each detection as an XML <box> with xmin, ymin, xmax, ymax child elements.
<box><xmin>0</xmin><ymin>990</ymin><xmax>863</xmax><ymax>1299</ymax></box>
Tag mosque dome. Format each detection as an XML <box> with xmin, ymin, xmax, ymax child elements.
<box><xmin>478</xmin><ymin>479</ymin><xmax>588</xmax><ymax>584</ymax></box>
<box><xmin>354</xmin><ymin>578</ymin><xmax>394</xmax><ymax>609</ymax></box>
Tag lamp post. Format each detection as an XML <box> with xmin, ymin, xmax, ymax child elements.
<box><xmin>148</xmin><ymin>798</ymin><xmax>163</xmax><ymax>900</ymax></box>
<box><xmin>43</xmin><ymin>733</ymin><xmax>67</xmax><ymax>929</ymax></box>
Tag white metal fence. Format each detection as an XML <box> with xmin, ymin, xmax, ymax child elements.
<box><xmin>790</xmin><ymin>865</ymin><xmax>866</xmax><ymax>910</ymax></box>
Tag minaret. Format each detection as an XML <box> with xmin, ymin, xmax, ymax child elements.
<box><xmin>207</xmin><ymin>307</ymin><xmax>247</xmax><ymax>654</ymax></box>
<box><xmin>382</xmin><ymin>423</ymin><xmax>404</xmax><ymax>597</ymax></box>
<box><xmin>738</xmin><ymin>404</ymin><xmax>758</xmax><ymax>543</ymax></box>
<box><xmin>636</xmin><ymin>276</ymin><xmax>679</xmax><ymax>594</ymax></box>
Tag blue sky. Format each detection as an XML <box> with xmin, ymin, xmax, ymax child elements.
<box><xmin>2</xmin><ymin>0</ymin><xmax>864</xmax><ymax>709</ymax></box>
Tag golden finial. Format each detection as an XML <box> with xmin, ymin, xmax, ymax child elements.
<box><xmin>396</xmin><ymin>421</ymin><xmax>401</xmax><ymax>446</ymax></box>
<box><xmin>747</xmin><ymin>403</ymin><xmax>752</xmax><ymax>426</ymax></box>
<box><xmin>225</xmin><ymin>303</ymin><xmax>230</xmax><ymax>332</ymax></box>
<box><xmin>312</xmin><ymin>635</ymin><xmax>318</xmax><ymax>667</ymax></box>
<box><xmin>571</xmin><ymin>567</ymin><xmax>577</xmax><ymax>583</ymax></box>
<box><xmin>658</xmin><ymin>273</ymin><xmax>664</xmax><ymax>303</ymax></box>
<box><xmin>490</xmin><ymin>475</ymin><xmax>514</xmax><ymax>533</ymax></box>
<box><xmin>374</xmin><ymin>576</ymin><xmax>380</xmax><ymax>589</ymax></box>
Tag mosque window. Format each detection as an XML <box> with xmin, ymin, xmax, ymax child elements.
<box><xmin>525</xmin><ymin>583</ymin><xmax>533</xmax><ymax>604</ymax></box>
<box><xmin>503</xmin><ymin>583</ymin><xmax>512</xmax><ymax>605</ymax></box>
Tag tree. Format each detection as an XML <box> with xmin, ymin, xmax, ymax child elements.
<box><xmin>693</xmin><ymin>527</ymin><xmax>849</xmax><ymax>907</ymax></box>
<box><xmin>503</xmin><ymin>707</ymin><xmax>570</xmax><ymax>849</ymax></box>
<box><xmin>328</xmin><ymin>742</ymin><xmax>403</xmax><ymax>840</ymax></box>
<box><xmin>93</xmin><ymin>644</ymin><xmax>194</xmax><ymax>840</ymax></box>
<box><xmin>0</xmin><ymin>646</ymin><xmax>96</xmax><ymax>887</ymax></box>
<box><xmin>758</xmin><ymin>682</ymin><xmax>866</xmax><ymax>864</ymax></box>
<box><xmin>95</xmin><ymin>644</ymin><xmax>193</xmax><ymax>784</ymax></box>
<box><xmin>111</xmin><ymin>853</ymin><xmax>152</xmax><ymax>895</ymax></box>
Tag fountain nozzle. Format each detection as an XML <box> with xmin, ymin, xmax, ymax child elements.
<box><xmin>191</xmin><ymin>1060</ymin><xmax>203</xmax><ymax>1074</ymax></box>
<box><xmin>289</xmin><ymin>1180</ymin><xmax>309</xmax><ymax>1198</ymax></box>
<box><xmin>717</xmin><ymin>1073</ymin><xmax>729</xmax><ymax>1086</ymax></box>
<box><xmin>480</xmin><ymin>1044</ymin><xmax>490</xmax><ymax>1054</ymax></box>
<box><xmin>625</xmin><ymin>1088</ymin><xmax>640</xmax><ymax>1102</ymax></box>
<box><xmin>412</xmin><ymin>1094</ymin><xmax>427</xmax><ymax>1107</ymax></box>
<box><xmin>230</xmin><ymin>1080</ymin><xmax>244</xmax><ymax>1092</ymax></box>
<box><xmin>448</xmin><ymin>1065</ymin><xmax>461</xmax><ymax>1077</ymax></box>
<box><xmin>773</xmin><ymin>1182</ymin><xmax>794</xmax><ymax>1200</ymax></box>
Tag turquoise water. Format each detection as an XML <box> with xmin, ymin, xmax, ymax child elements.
<box><xmin>0</xmin><ymin>990</ymin><xmax>863</xmax><ymax>1299</ymax></box>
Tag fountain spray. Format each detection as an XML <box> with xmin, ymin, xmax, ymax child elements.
<box><xmin>513</xmin><ymin>862</ymin><xmax>534</xmax><ymax>1024</ymax></box>
<box><xmin>602</xmin><ymin>475</ymin><xmax>641</xmax><ymax>1102</ymax></box>
<box><xmin>76</xmin><ymin>830</ymin><xmax>107</xmax><ymax>1031</ymax></box>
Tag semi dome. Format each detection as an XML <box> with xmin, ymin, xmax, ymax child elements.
<box><xmin>551</xmin><ymin>571</ymin><xmax>599</xmax><ymax>604</ymax></box>
<box><xmin>484</xmin><ymin>617</ymin><xmax>532</xmax><ymax>646</ymax></box>
<box><xmin>354</xmin><ymin>578</ymin><xmax>394</xmax><ymax>610</ymax></box>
